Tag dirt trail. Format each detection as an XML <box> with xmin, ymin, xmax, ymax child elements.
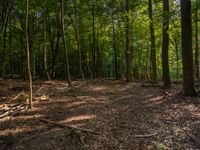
<box><xmin>0</xmin><ymin>80</ymin><xmax>200</xmax><ymax>149</ymax></box>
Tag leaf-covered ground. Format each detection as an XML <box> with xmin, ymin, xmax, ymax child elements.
<box><xmin>0</xmin><ymin>79</ymin><xmax>200</xmax><ymax>150</ymax></box>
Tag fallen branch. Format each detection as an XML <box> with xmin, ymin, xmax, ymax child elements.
<box><xmin>7</xmin><ymin>91</ymin><xmax>25</xmax><ymax>104</ymax></box>
<box><xmin>37</xmin><ymin>118</ymin><xmax>100</xmax><ymax>135</ymax></box>
<box><xmin>135</xmin><ymin>133</ymin><xmax>157</xmax><ymax>138</ymax></box>
<box><xmin>141</xmin><ymin>84</ymin><xmax>162</xmax><ymax>88</ymax></box>
<box><xmin>160</xmin><ymin>89</ymin><xmax>170</xmax><ymax>96</ymax></box>
<box><xmin>0</xmin><ymin>104</ymin><xmax>27</xmax><ymax>120</ymax></box>
<box><xmin>13</xmin><ymin>91</ymin><xmax>25</xmax><ymax>100</ymax></box>
<box><xmin>33</xmin><ymin>85</ymin><xmax>48</xmax><ymax>97</ymax></box>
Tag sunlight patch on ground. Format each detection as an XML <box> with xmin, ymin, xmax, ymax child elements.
<box><xmin>144</xmin><ymin>96</ymin><xmax>165</xmax><ymax>106</ymax></box>
<box><xmin>66</xmin><ymin>101</ymin><xmax>87</xmax><ymax>109</ymax></box>
<box><xmin>76</xmin><ymin>96</ymin><xmax>97</xmax><ymax>101</ymax></box>
<box><xmin>61</xmin><ymin>114</ymin><xmax>96</xmax><ymax>124</ymax></box>
<box><xmin>89</xmin><ymin>86</ymin><xmax>107</xmax><ymax>91</ymax></box>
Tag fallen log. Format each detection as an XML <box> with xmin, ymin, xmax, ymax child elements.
<box><xmin>37</xmin><ymin>118</ymin><xmax>100</xmax><ymax>135</ymax></box>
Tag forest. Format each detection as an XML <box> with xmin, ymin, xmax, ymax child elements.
<box><xmin>1</xmin><ymin>0</ymin><xmax>200</xmax><ymax>149</ymax></box>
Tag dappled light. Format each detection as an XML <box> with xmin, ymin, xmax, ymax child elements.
<box><xmin>1</xmin><ymin>0</ymin><xmax>200</xmax><ymax>149</ymax></box>
<box><xmin>61</xmin><ymin>114</ymin><xmax>96</xmax><ymax>124</ymax></box>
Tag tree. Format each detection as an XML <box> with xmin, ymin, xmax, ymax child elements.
<box><xmin>194</xmin><ymin>0</ymin><xmax>199</xmax><ymax>79</ymax></box>
<box><xmin>125</xmin><ymin>0</ymin><xmax>132</xmax><ymax>82</ymax></box>
<box><xmin>162</xmin><ymin>0</ymin><xmax>171</xmax><ymax>88</ymax></box>
<box><xmin>72</xmin><ymin>0</ymin><xmax>85</xmax><ymax>80</ymax></box>
<box><xmin>148</xmin><ymin>0</ymin><xmax>157</xmax><ymax>84</ymax></box>
<box><xmin>180</xmin><ymin>0</ymin><xmax>196</xmax><ymax>95</ymax></box>
<box><xmin>43</xmin><ymin>9</ymin><xmax>50</xmax><ymax>80</ymax></box>
<box><xmin>60</xmin><ymin>0</ymin><xmax>72</xmax><ymax>86</ymax></box>
<box><xmin>25</xmin><ymin>0</ymin><xmax>33</xmax><ymax>108</ymax></box>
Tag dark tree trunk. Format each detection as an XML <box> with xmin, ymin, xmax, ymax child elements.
<box><xmin>43</xmin><ymin>10</ymin><xmax>50</xmax><ymax>80</ymax></box>
<box><xmin>148</xmin><ymin>0</ymin><xmax>157</xmax><ymax>84</ymax></box>
<box><xmin>195</xmin><ymin>1</ymin><xmax>199</xmax><ymax>79</ymax></box>
<box><xmin>125</xmin><ymin>0</ymin><xmax>132</xmax><ymax>82</ymax></box>
<box><xmin>112</xmin><ymin>8</ymin><xmax>119</xmax><ymax>80</ymax></box>
<box><xmin>60</xmin><ymin>0</ymin><xmax>72</xmax><ymax>86</ymax></box>
<box><xmin>162</xmin><ymin>0</ymin><xmax>171</xmax><ymax>88</ymax></box>
<box><xmin>180</xmin><ymin>0</ymin><xmax>196</xmax><ymax>96</ymax></box>
<box><xmin>72</xmin><ymin>0</ymin><xmax>85</xmax><ymax>80</ymax></box>
<box><xmin>92</xmin><ymin>2</ymin><xmax>96</xmax><ymax>78</ymax></box>
<box><xmin>174</xmin><ymin>37</ymin><xmax>179</xmax><ymax>80</ymax></box>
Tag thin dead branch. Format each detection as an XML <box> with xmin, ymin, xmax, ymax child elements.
<box><xmin>37</xmin><ymin>118</ymin><xmax>100</xmax><ymax>135</ymax></box>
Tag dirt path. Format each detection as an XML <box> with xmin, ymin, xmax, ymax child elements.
<box><xmin>0</xmin><ymin>80</ymin><xmax>200</xmax><ymax>149</ymax></box>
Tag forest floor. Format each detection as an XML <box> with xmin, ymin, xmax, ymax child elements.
<box><xmin>0</xmin><ymin>79</ymin><xmax>200</xmax><ymax>150</ymax></box>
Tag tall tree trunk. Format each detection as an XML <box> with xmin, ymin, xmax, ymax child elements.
<box><xmin>174</xmin><ymin>37</ymin><xmax>179</xmax><ymax>80</ymax></box>
<box><xmin>60</xmin><ymin>0</ymin><xmax>72</xmax><ymax>86</ymax></box>
<box><xmin>112</xmin><ymin>8</ymin><xmax>119</xmax><ymax>80</ymax></box>
<box><xmin>25</xmin><ymin>0</ymin><xmax>33</xmax><ymax>108</ymax></box>
<box><xmin>181</xmin><ymin>0</ymin><xmax>196</xmax><ymax>96</ymax></box>
<box><xmin>125</xmin><ymin>0</ymin><xmax>132</xmax><ymax>82</ymax></box>
<box><xmin>43</xmin><ymin>11</ymin><xmax>50</xmax><ymax>80</ymax></box>
<box><xmin>92</xmin><ymin>2</ymin><xmax>96</xmax><ymax>78</ymax></box>
<box><xmin>162</xmin><ymin>0</ymin><xmax>171</xmax><ymax>88</ymax></box>
<box><xmin>0</xmin><ymin>0</ymin><xmax>11</xmax><ymax>78</ymax></box>
<box><xmin>195</xmin><ymin>1</ymin><xmax>199</xmax><ymax>79</ymax></box>
<box><xmin>9</xmin><ymin>14</ymin><xmax>12</xmax><ymax>78</ymax></box>
<box><xmin>72</xmin><ymin>0</ymin><xmax>85</xmax><ymax>80</ymax></box>
<box><xmin>148</xmin><ymin>0</ymin><xmax>157</xmax><ymax>84</ymax></box>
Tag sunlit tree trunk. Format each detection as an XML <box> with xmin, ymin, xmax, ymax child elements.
<box><xmin>181</xmin><ymin>0</ymin><xmax>196</xmax><ymax>96</ymax></box>
<box><xmin>25</xmin><ymin>0</ymin><xmax>33</xmax><ymax>108</ymax></box>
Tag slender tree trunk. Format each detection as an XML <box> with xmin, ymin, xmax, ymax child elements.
<box><xmin>25</xmin><ymin>0</ymin><xmax>33</xmax><ymax>108</ymax></box>
<box><xmin>43</xmin><ymin>11</ymin><xmax>50</xmax><ymax>80</ymax></box>
<box><xmin>125</xmin><ymin>0</ymin><xmax>132</xmax><ymax>82</ymax></box>
<box><xmin>148</xmin><ymin>0</ymin><xmax>157</xmax><ymax>84</ymax></box>
<box><xmin>9</xmin><ymin>14</ymin><xmax>12</xmax><ymax>78</ymax></box>
<box><xmin>180</xmin><ymin>0</ymin><xmax>196</xmax><ymax>96</ymax></box>
<box><xmin>162</xmin><ymin>0</ymin><xmax>171</xmax><ymax>88</ymax></box>
<box><xmin>0</xmin><ymin>1</ymin><xmax>10</xmax><ymax>78</ymax></box>
<box><xmin>72</xmin><ymin>0</ymin><xmax>85</xmax><ymax>80</ymax></box>
<box><xmin>60</xmin><ymin>0</ymin><xmax>72</xmax><ymax>86</ymax></box>
<box><xmin>112</xmin><ymin>9</ymin><xmax>119</xmax><ymax>80</ymax></box>
<box><xmin>174</xmin><ymin>37</ymin><xmax>179</xmax><ymax>80</ymax></box>
<box><xmin>195</xmin><ymin>2</ymin><xmax>199</xmax><ymax>79</ymax></box>
<box><xmin>92</xmin><ymin>2</ymin><xmax>96</xmax><ymax>78</ymax></box>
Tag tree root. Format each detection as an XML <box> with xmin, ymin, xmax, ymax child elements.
<box><xmin>37</xmin><ymin>118</ymin><xmax>101</xmax><ymax>135</ymax></box>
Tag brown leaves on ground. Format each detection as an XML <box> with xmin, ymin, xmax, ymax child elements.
<box><xmin>0</xmin><ymin>79</ymin><xmax>200</xmax><ymax>150</ymax></box>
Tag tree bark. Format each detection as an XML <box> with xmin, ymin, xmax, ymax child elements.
<box><xmin>72</xmin><ymin>0</ymin><xmax>85</xmax><ymax>80</ymax></box>
<box><xmin>112</xmin><ymin>8</ymin><xmax>119</xmax><ymax>80</ymax></box>
<box><xmin>92</xmin><ymin>2</ymin><xmax>96</xmax><ymax>78</ymax></box>
<box><xmin>60</xmin><ymin>0</ymin><xmax>72</xmax><ymax>86</ymax></box>
<box><xmin>148</xmin><ymin>0</ymin><xmax>157</xmax><ymax>84</ymax></box>
<box><xmin>43</xmin><ymin>10</ymin><xmax>50</xmax><ymax>80</ymax></box>
<box><xmin>181</xmin><ymin>0</ymin><xmax>196</xmax><ymax>96</ymax></box>
<box><xmin>162</xmin><ymin>0</ymin><xmax>171</xmax><ymax>88</ymax></box>
<box><xmin>125</xmin><ymin>0</ymin><xmax>132</xmax><ymax>82</ymax></box>
<box><xmin>25</xmin><ymin>0</ymin><xmax>33</xmax><ymax>108</ymax></box>
<box><xmin>195</xmin><ymin>1</ymin><xmax>199</xmax><ymax>79</ymax></box>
